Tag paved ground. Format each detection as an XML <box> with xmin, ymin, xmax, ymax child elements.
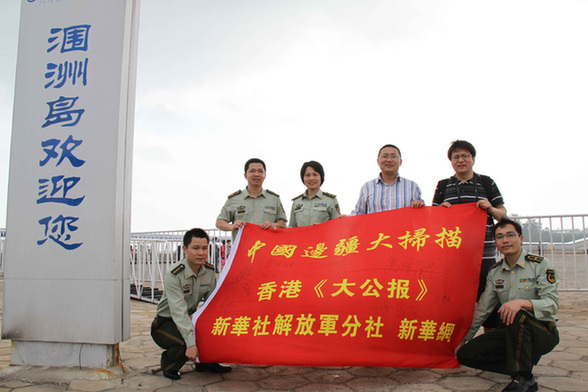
<box><xmin>0</xmin><ymin>291</ymin><xmax>586</xmax><ymax>391</ymax></box>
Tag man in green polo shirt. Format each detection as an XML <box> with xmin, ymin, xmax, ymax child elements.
<box><xmin>216</xmin><ymin>158</ymin><xmax>287</xmax><ymax>240</ymax></box>
<box><xmin>455</xmin><ymin>218</ymin><xmax>559</xmax><ymax>392</ymax></box>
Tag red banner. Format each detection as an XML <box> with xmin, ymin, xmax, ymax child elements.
<box><xmin>193</xmin><ymin>204</ymin><xmax>486</xmax><ymax>368</ymax></box>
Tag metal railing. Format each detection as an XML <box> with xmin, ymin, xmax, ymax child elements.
<box><xmin>515</xmin><ymin>214</ymin><xmax>588</xmax><ymax>292</ymax></box>
<box><xmin>129</xmin><ymin>229</ymin><xmax>229</xmax><ymax>303</ymax></box>
<box><xmin>1</xmin><ymin>215</ymin><xmax>586</xmax><ymax>302</ymax></box>
<box><xmin>127</xmin><ymin>215</ymin><xmax>588</xmax><ymax>302</ymax></box>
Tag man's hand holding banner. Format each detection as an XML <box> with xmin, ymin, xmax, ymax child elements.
<box><xmin>193</xmin><ymin>204</ymin><xmax>487</xmax><ymax>368</ymax></box>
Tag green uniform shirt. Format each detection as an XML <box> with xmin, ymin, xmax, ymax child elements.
<box><xmin>465</xmin><ymin>250</ymin><xmax>559</xmax><ymax>341</ymax></box>
<box><xmin>217</xmin><ymin>188</ymin><xmax>287</xmax><ymax>238</ymax></box>
<box><xmin>155</xmin><ymin>259</ymin><xmax>216</xmax><ymax>347</ymax></box>
<box><xmin>289</xmin><ymin>189</ymin><xmax>341</xmax><ymax>227</ymax></box>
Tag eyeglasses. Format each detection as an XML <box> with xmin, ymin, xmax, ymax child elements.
<box><xmin>450</xmin><ymin>154</ymin><xmax>473</xmax><ymax>161</ymax></box>
<box><xmin>495</xmin><ymin>232</ymin><xmax>519</xmax><ymax>240</ymax></box>
<box><xmin>380</xmin><ymin>154</ymin><xmax>400</xmax><ymax>160</ymax></box>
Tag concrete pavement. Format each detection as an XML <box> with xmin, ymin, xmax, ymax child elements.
<box><xmin>0</xmin><ymin>290</ymin><xmax>586</xmax><ymax>391</ymax></box>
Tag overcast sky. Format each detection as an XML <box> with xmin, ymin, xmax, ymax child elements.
<box><xmin>1</xmin><ymin>0</ymin><xmax>587</xmax><ymax>232</ymax></box>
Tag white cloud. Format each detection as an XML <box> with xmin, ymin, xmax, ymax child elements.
<box><xmin>2</xmin><ymin>0</ymin><xmax>588</xmax><ymax>231</ymax></box>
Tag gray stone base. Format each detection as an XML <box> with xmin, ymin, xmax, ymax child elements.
<box><xmin>11</xmin><ymin>341</ymin><xmax>119</xmax><ymax>368</ymax></box>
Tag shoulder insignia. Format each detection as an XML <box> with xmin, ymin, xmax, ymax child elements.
<box><xmin>323</xmin><ymin>192</ymin><xmax>336</xmax><ymax>198</ymax></box>
<box><xmin>267</xmin><ymin>189</ymin><xmax>280</xmax><ymax>197</ymax></box>
<box><xmin>525</xmin><ymin>254</ymin><xmax>544</xmax><ymax>263</ymax></box>
<box><xmin>546</xmin><ymin>269</ymin><xmax>556</xmax><ymax>284</ymax></box>
<box><xmin>488</xmin><ymin>260</ymin><xmax>503</xmax><ymax>271</ymax></box>
<box><xmin>171</xmin><ymin>264</ymin><xmax>186</xmax><ymax>275</ymax></box>
<box><xmin>227</xmin><ymin>190</ymin><xmax>242</xmax><ymax>198</ymax></box>
<box><xmin>204</xmin><ymin>263</ymin><xmax>215</xmax><ymax>270</ymax></box>
<box><xmin>292</xmin><ymin>194</ymin><xmax>304</xmax><ymax>201</ymax></box>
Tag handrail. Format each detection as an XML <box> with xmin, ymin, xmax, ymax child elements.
<box><xmin>1</xmin><ymin>215</ymin><xmax>586</xmax><ymax>302</ymax></box>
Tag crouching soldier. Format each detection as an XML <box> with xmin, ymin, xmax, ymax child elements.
<box><xmin>455</xmin><ymin>218</ymin><xmax>559</xmax><ymax>392</ymax></box>
<box><xmin>151</xmin><ymin>228</ymin><xmax>231</xmax><ymax>379</ymax></box>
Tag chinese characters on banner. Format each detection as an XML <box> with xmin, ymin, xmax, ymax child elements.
<box><xmin>37</xmin><ymin>24</ymin><xmax>91</xmax><ymax>250</ymax></box>
<box><xmin>193</xmin><ymin>204</ymin><xmax>487</xmax><ymax>368</ymax></box>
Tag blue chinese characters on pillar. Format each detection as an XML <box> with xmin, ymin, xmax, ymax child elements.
<box><xmin>37</xmin><ymin>215</ymin><xmax>82</xmax><ymax>250</ymax></box>
<box><xmin>42</xmin><ymin>96</ymin><xmax>85</xmax><ymax>128</ymax></box>
<box><xmin>44</xmin><ymin>58</ymin><xmax>88</xmax><ymax>89</ymax></box>
<box><xmin>45</xmin><ymin>26</ymin><xmax>90</xmax><ymax>89</ymax></box>
<box><xmin>40</xmin><ymin>135</ymin><xmax>86</xmax><ymax>168</ymax></box>
<box><xmin>37</xmin><ymin>176</ymin><xmax>85</xmax><ymax>206</ymax></box>
<box><xmin>37</xmin><ymin>24</ymin><xmax>92</xmax><ymax>251</ymax></box>
<box><xmin>47</xmin><ymin>25</ymin><xmax>90</xmax><ymax>53</ymax></box>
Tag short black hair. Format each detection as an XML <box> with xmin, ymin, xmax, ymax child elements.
<box><xmin>244</xmin><ymin>158</ymin><xmax>266</xmax><ymax>173</ymax></box>
<box><xmin>378</xmin><ymin>144</ymin><xmax>402</xmax><ymax>158</ymax></box>
<box><xmin>492</xmin><ymin>218</ymin><xmax>522</xmax><ymax>237</ymax></box>
<box><xmin>183</xmin><ymin>228</ymin><xmax>210</xmax><ymax>247</ymax></box>
<box><xmin>300</xmin><ymin>161</ymin><xmax>325</xmax><ymax>186</ymax></box>
<box><xmin>448</xmin><ymin>140</ymin><xmax>476</xmax><ymax>160</ymax></box>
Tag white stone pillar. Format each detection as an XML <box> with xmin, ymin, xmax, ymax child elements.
<box><xmin>3</xmin><ymin>0</ymin><xmax>140</xmax><ymax>368</ymax></box>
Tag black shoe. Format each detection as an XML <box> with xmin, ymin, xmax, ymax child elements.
<box><xmin>502</xmin><ymin>375</ymin><xmax>538</xmax><ymax>392</ymax></box>
<box><xmin>162</xmin><ymin>369</ymin><xmax>181</xmax><ymax>380</ymax></box>
<box><xmin>195</xmin><ymin>362</ymin><xmax>232</xmax><ymax>373</ymax></box>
